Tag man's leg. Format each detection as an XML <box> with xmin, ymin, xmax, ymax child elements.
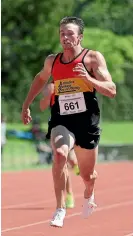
<box><xmin>68</xmin><ymin>148</ymin><xmax>80</xmax><ymax>175</ymax></box>
<box><xmin>65</xmin><ymin>148</ymin><xmax>80</xmax><ymax>209</ymax></box>
<box><xmin>66</xmin><ymin>174</ymin><xmax>73</xmax><ymax>195</ymax></box>
<box><xmin>50</xmin><ymin>125</ymin><xmax>75</xmax><ymax>227</ymax></box>
<box><xmin>65</xmin><ymin>172</ymin><xmax>75</xmax><ymax>209</ymax></box>
<box><xmin>74</xmin><ymin>146</ymin><xmax>98</xmax><ymax>218</ymax></box>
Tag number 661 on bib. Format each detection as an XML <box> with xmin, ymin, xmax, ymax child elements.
<box><xmin>59</xmin><ymin>92</ymin><xmax>87</xmax><ymax>115</ymax></box>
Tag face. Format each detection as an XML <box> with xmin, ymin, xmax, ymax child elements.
<box><xmin>59</xmin><ymin>23</ymin><xmax>83</xmax><ymax>50</ymax></box>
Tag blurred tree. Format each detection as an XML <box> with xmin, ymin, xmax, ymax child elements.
<box><xmin>74</xmin><ymin>0</ymin><xmax>133</xmax><ymax>35</ymax></box>
<box><xmin>82</xmin><ymin>28</ymin><xmax>133</xmax><ymax>83</ymax></box>
<box><xmin>1</xmin><ymin>0</ymin><xmax>74</xmax><ymax>121</ymax></box>
<box><xmin>1</xmin><ymin>0</ymin><xmax>133</xmax><ymax>121</ymax></box>
<box><xmin>82</xmin><ymin>28</ymin><xmax>133</xmax><ymax>121</ymax></box>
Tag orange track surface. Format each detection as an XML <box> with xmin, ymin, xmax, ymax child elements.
<box><xmin>2</xmin><ymin>161</ymin><xmax>133</xmax><ymax>236</ymax></box>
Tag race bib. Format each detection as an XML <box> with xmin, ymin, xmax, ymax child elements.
<box><xmin>59</xmin><ymin>92</ymin><xmax>87</xmax><ymax>115</ymax></box>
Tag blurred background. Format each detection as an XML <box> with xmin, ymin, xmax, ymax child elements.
<box><xmin>1</xmin><ymin>0</ymin><xmax>133</xmax><ymax>172</ymax></box>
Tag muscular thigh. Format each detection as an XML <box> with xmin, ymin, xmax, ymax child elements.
<box><xmin>51</xmin><ymin>125</ymin><xmax>75</xmax><ymax>152</ymax></box>
<box><xmin>74</xmin><ymin>145</ymin><xmax>98</xmax><ymax>177</ymax></box>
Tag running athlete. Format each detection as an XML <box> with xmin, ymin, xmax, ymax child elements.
<box><xmin>40</xmin><ymin>83</ymin><xmax>79</xmax><ymax>209</ymax></box>
<box><xmin>21</xmin><ymin>16</ymin><xmax>116</xmax><ymax>227</ymax></box>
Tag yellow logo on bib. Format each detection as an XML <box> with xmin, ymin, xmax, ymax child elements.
<box><xmin>55</xmin><ymin>78</ymin><xmax>93</xmax><ymax>95</ymax></box>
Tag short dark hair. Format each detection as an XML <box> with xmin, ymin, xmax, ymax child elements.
<box><xmin>60</xmin><ymin>16</ymin><xmax>84</xmax><ymax>34</ymax></box>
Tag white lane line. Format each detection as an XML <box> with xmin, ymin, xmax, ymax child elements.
<box><xmin>2</xmin><ymin>200</ymin><xmax>133</xmax><ymax>233</ymax></box>
<box><xmin>124</xmin><ymin>233</ymin><xmax>133</xmax><ymax>236</ymax></box>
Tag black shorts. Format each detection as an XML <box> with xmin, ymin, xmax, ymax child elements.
<box><xmin>46</xmin><ymin>119</ymin><xmax>52</xmax><ymax>140</ymax></box>
<box><xmin>46</xmin><ymin>111</ymin><xmax>101</xmax><ymax>150</ymax></box>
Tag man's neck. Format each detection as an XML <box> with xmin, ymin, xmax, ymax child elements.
<box><xmin>62</xmin><ymin>46</ymin><xmax>83</xmax><ymax>63</ymax></box>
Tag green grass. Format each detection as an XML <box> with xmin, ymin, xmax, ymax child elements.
<box><xmin>7</xmin><ymin>121</ymin><xmax>133</xmax><ymax>144</ymax></box>
<box><xmin>100</xmin><ymin>121</ymin><xmax>133</xmax><ymax>144</ymax></box>
<box><xmin>2</xmin><ymin>121</ymin><xmax>133</xmax><ymax>172</ymax></box>
<box><xmin>7</xmin><ymin>122</ymin><xmax>48</xmax><ymax>131</ymax></box>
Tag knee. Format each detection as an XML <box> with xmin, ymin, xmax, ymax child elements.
<box><xmin>56</xmin><ymin>145</ymin><xmax>68</xmax><ymax>157</ymax></box>
<box><xmin>81</xmin><ymin>170</ymin><xmax>98</xmax><ymax>182</ymax></box>
<box><xmin>53</xmin><ymin>145</ymin><xmax>69</xmax><ymax>165</ymax></box>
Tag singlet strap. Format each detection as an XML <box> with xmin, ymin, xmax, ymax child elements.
<box><xmin>51</xmin><ymin>53</ymin><xmax>61</xmax><ymax>73</ymax></box>
<box><xmin>82</xmin><ymin>49</ymin><xmax>94</xmax><ymax>78</ymax></box>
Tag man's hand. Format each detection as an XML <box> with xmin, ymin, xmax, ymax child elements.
<box><xmin>73</xmin><ymin>63</ymin><xmax>93</xmax><ymax>87</ymax></box>
<box><xmin>73</xmin><ymin>63</ymin><xmax>89</xmax><ymax>79</ymax></box>
<box><xmin>21</xmin><ymin>107</ymin><xmax>32</xmax><ymax>125</ymax></box>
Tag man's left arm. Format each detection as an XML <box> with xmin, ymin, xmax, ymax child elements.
<box><xmin>86</xmin><ymin>51</ymin><xmax>116</xmax><ymax>98</ymax></box>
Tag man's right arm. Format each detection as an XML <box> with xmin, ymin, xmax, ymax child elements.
<box><xmin>22</xmin><ymin>54</ymin><xmax>56</xmax><ymax>110</ymax></box>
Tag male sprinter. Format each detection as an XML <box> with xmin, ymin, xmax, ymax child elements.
<box><xmin>40</xmin><ymin>83</ymin><xmax>79</xmax><ymax>208</ymax></box>
<box><xmin>21</xmin><ymin>16</ymin><xmax>116</xmax><ymax>227</ymax></box>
